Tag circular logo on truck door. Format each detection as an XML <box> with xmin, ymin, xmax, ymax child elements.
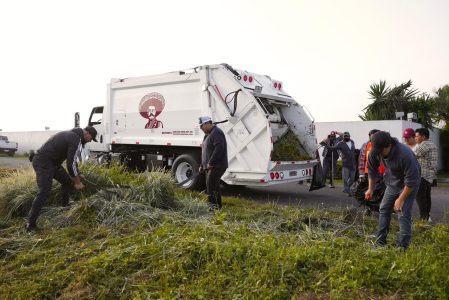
<box><xmin>139</xmin><ymin>92</ymin><xmax>165</xmax><ymax>129</ymax></box>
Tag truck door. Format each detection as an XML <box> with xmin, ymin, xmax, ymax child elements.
<box><xmin>87</xmin><ymin>106</ymin><xmax>109</xmax><ymax>153</ymax></box>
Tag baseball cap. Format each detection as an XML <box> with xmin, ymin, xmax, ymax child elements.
<box><xmin>402</xmin><ymin>128</ymin><xmax>415</xmax><ymax>139</ymax></box>
<box><xmin>84</xmin><ymin>126</ymin><xmax>98</xmax><ymax>142</ymax></box>
<box><xmin>329</xmin><ymin>131</ymin><xmax>337</xmax><ymax>136</ymax></box>
<box><xmin>371</xmin><ymin>131</ymin><xmax>392</xmax><ymax>150</ymax></box>
<box><xmin>368</xmin><ymin>129</ymin><xmax>380</xmax><ymax>136</ymax></box>
<box><xmin>343</xmin><ymin>131</ymin><xmax>350</xmax><ymax>138</ymax></box>
<box><xmin>198</xmin><ymin>116</ymin><xmax>212</xmax><ymax>125</ymax></box>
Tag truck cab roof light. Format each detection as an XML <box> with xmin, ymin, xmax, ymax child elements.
<box><xmin>274</xmin><ymin>82</ymin><xmax>278</xmax><ymax>88</ymax></box>
<box><xmin>243</xmin><ymin>75</ymin><xmax>248</xmax><ymax>81</ymax></box>
<box><xmin>249</xmin><ymin>76</ymin><xmax>253</xmax><ymax>83</ymax></box>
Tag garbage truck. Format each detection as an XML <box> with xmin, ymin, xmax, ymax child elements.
<box><xmin>85</xmin><ymin>64</ymin><xmax>320</xmax><ymax>189</ymax></box>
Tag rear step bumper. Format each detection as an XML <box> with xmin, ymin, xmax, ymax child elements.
<box><xmin>223</xmin><ymin>159</ymin><xmax>320</xmax><ymax>186</ymax></box>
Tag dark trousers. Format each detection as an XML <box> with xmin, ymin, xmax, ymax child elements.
<box><xmin>206</xmin><ymin>167</ymin><xmax>226</xmax><ymax>209</ymax></box>
<box><xmin>322</xmin><ymin>158</ymin><xmax>337</xmax><ymax>186</ymax></box>
<box><xmin>416</xmin><ymin>178</ymin><xmax>432</xmax><ymax>220</ymax></box>
<box><xmin>28</xmin><ymin>156</ymin><xmax>72</xmax><ymax>227</ymax></box>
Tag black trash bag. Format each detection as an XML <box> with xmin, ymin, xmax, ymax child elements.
<box><xmin>351</xmin><ymin>176</ymin><xmax>368</xmax><ymax>201</ymax></box>
<box><xmin>310</xmin><ymin>150</ymin><xmax>326</xmax><ymax>191</ymax></box>
<box><xmin>350</xmin><ymin>176</ymin><xmax>385</xmax><ymax>211</ymax></box>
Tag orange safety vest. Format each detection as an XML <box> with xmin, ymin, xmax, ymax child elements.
<box><xmin>364</xmin><ymin>141</ymin><xmax>385</xmax><ymax>174</ymax></box>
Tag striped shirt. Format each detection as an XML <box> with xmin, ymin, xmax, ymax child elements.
<box><xmin>414</xmin><ymin>140</ymin><xmax>438</xmax><ymax>184</ymax></box>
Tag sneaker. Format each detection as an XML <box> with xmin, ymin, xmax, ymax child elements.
<box><xmin>329</xmin><ymin>185</ymin><xmax>335</xmax><ymax>188</ymax></box>
<box><xmin>428</xmin><ymin>216</ymin><xmax>432</xmax><ymax>223</ymax></box>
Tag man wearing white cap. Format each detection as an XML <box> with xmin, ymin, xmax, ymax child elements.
<box><xmin>198</xmin><ymin>116</ymin><xmax>228</xmax><ymax>210</ymax></box>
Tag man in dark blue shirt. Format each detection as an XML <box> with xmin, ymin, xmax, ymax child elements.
<box><xmin>199</xmin><ymin>116</ymin><xmax>228</xmax><ymax>210</ymax></box>
<box><xmin>365</xmin><ymin>131</ymin><xmax>420</xmax><ymax>248</ymax></box>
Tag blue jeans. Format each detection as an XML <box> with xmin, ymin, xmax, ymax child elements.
<box><xmin>376</xmin><ymin>185</ymin><xmax>419</xmax><ymax>248</ymax></box>
<box><xmin>342</xmin><ymin>167</ymin><xmax>356</xmax><ymax>194</ymax></box>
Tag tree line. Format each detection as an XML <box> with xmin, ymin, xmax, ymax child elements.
<box><xmin>359</xmin><ymin>81</ymin><xmax>449</xmax><ymax>130</ymax></box>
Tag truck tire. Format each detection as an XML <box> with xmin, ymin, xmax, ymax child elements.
<box><xmin>172</xmin><ymin>154</ymin><xmax>203</xmax><ymax>190</ymax></box>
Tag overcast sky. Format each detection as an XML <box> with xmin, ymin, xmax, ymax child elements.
<box><xmin>1</xmin><ymin>0</ymin><xmax>448</xmax><ymax>132</ymax></box>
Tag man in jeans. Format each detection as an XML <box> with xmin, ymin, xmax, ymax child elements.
<box><xmin>414</xmin><ymin>128</ymin><xmax>438</xmax><ymax>222</ymax></box>
<box><xmin>199</xmin><ymin>116</ymin><xmax>228</xmax><ymax>210</ymax></box>
<box><xmin>365</xmin><ymin>131</ymin><xmax>420</xmax><ymax>249</ymax></box>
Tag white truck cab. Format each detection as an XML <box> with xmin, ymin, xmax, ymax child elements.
<box><xmin>86</xmin><ymin>64</ymin><xmax>319</xmax><ymax>189</ymax></box>
<box><xmin>0</xmin><ymin>135</ymin><xmax>18</xmax><ymax>157</ymax></box>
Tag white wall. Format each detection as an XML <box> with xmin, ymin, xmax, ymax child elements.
<box><xmin>1</xmin><ymin>130</ymin><xmax>61</xmax><ymax>154</ymax></box>
<box><xmin>316</xmin><ymin>120</ymin><xmax>443</xmax><ymax>170</ymax></box>
<box><xmin>2</xmin><ymin>120</ymin><xmax>444</xmax><ymax>171</ymax></box>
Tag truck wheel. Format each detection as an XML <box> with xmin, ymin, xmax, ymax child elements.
<box><xmin>172</xmin><ymin>154</ymin><xmax>202</xmax><ymax>190</ymax></box>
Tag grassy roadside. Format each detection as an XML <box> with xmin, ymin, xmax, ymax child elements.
<box><xmin>1</xmin><ymin>165</ymin><xmax>448</xmax><ymax>299</ymax></box>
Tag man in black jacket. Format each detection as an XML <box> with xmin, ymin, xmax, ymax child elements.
<box><xmin>199</xmin><ymin>116</ymin><xmax>228</xmax><ymax>210</ymax></box>
<box><xmin>26</xmin><ymin>126</ymin><xmax>97</xmax><ymax>232</ymax></box>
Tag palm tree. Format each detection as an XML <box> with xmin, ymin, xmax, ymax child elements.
<box><xmin>359</xmin><ymin>80</ymin><xmax>418</xmax><ymax>121</ymax></box>
<box><xmin>432</xmin><ymin>85</ymin><xmax>449</xmax><ymax>129</ymax></box>
<box><xmin>360</xmin><ymin>80</ymin><xmax>424</xmax><ymax>121</ymax></box>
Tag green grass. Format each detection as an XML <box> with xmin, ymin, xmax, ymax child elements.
<box><xmin>0</xmin><ymin>164</ymin><xmax>448</xmax><ymax>299</ymax></box>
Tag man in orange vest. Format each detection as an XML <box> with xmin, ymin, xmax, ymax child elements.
<box><xmin>358</xmin><ymin>129</ymin><xmax>385</xmax><ymax>178</ymax></box>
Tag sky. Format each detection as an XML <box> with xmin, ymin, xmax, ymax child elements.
<box><xmin>0</xmin><ymin>0</ymin><xmax>448</xmax><ymax>132</ymax></box>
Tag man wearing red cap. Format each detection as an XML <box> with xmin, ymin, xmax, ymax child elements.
<box><xmin>403</xmin><ymin>128</ymin><xmax>417</xmax><ymax>151</ymax></box>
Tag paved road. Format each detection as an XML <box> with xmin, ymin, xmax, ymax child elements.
<box><xmin>0</xmin><ymin>156</ymin><xmax>31</xmax><ymax>168</ymax></box>
<box><xmin>221</xmin><ymin>181</ymin><xmax>449</xmax><ymax>222</ymax></box>
<box><xmin>1</xmin><ymin>156</ymin><xmax>448</xmax><ymax>222</ymax></box>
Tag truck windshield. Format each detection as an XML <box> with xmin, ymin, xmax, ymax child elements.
<box><xmin>89</xmin><ymin>107</ymin><xmax>104</xmax><ymax>125</ymax></box>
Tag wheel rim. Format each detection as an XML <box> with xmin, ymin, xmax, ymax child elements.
<box><xmin>175</xmin><ymin>161</ymin><xmax>193</xmax><ymax>187</ymax></box>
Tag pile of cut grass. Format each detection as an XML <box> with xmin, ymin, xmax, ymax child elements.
<box><xmin>272</xmin><ymin>129</ymin><xmax>313</xmax><ymax>161</ymax></box>
<box><xmin>0</xmin><ymin>164</ymin><xmax>448</xmax><ymax>299</ymax></box>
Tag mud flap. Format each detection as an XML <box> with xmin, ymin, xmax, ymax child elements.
<box><xmin>309</xmin><ymin>150</ymin><xmax>325</xmax><ymax>191</ymax></box>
